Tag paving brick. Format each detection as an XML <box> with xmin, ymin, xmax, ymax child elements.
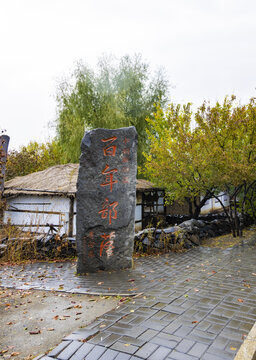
<box><xmin>134</xmin><ymin>343</ymin><xmax>159</xmax><ymax>359</ymax></box>
<box><xmin>47</xmin><ymin>341</ymin><xmax>71</xmax><ymax>357</ymax></box>
<box><xmin>148</xmin><ymin>346</ymin><xmax>171</xmax><ymax>360</ymax></box>
<box><xmin>97</xmin><ymin>333</ymin><xmax>121</xmax><ymax>347</ymax></box>
<box><xmin>175</xmin><ymin>339</ymin><xmax>195</xmax><ymax>353</ymax></box>
<box><xmin>129</xmin><ymin>316</ymin><xmax>147</xmax><ymax>325</ymax></box>
<box><xmin>188</xmin><ymin>342</ymin><xmax>208</xmax><ymax>357</ymax></box>
<box><xmin>110</xmin><ymin>341</ymin><xmax>139</xmax><ymax>355</ymax></box>
<box><xmin>162</xmin><ymin>305</ymin><xmax>186</xmax><ymax>315</ymax></box>
<box><xmin>138</xmin><ymin>329</ymin><xmax>159</xmax><ymax>342</ymax></box>
<box><xmin>84</xmin><ymin>345</ymin><xmax>107</xmax><ymax>360</ymax></box>
<box><xmin>69</xmin><ymin>342</ymin><xmax>95</xmax><ymax>360</ymax></box>
<box><xmin>118</xmin><ymin>335</ymin><xmax>145</xmax><ymax>347</ymax></box>
<box><xmin>87</xmin><ymin>331</ymin><xmax>111</xmax><ymax>345</ymax></box>
<box><xmin>98</xmin><ymin>348</ymin><xmax>120</xmax><ymax>360</ymax></box>
<box><xmin>115</xmin><ymin>354</ymin><xmax>131</xmax><ymax>360</ymax></box>
<box><xmin>173</xmin><ymin>325</ymin><xmax>192</xmax><ymax>337</ymax></box>
<box><xmin>141</xmin><ymin>319</ymin><xmax>169</xmax><ymax>331</ymax></box>
<box><xmin>201</xmin><ymin>352</ymin><xmax>231</xmax><ymax>360</ymax></box>
<box><xmin>58</xmin><ymin>341</ymin><xmax>83</xmax><ymax>360</ymax></box>
<box><xmin>163</xmin><ymin>322</ymin><xmax>181</xmax><ymax>334</ymax></box>
<box><xmin>168</xmin><ymin>350</ymin><xmax>197</xmax><ymax>360</ymax></box>
<box><xmin>150</xmin><ymin>333</ymin><xmax>178</xmax><ymax>349</ymax></box>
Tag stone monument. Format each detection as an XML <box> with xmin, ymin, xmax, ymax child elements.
<box><xmin>76</xmin><ymin>127</ymin><xmax>137</xmax><ymax>273</ymax></box>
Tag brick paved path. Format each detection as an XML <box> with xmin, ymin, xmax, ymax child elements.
<box><xmin>1</xmin><ymin>245</ymin><xmax>255</xmax><ymax>359</ymax></box>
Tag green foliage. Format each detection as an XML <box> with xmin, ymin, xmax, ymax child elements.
<box><xmin>55</xmin><ymin>54</ymin><xmax>169</xmax><ymax>166</ymax></box>
<box><xmin>6</xmin><ymin>140</ymin><xmax>62</xmax><ymax>180</ymax></box>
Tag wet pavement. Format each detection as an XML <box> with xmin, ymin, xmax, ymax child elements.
<box><xmin>0</xmin><ymin>244</ymin><xmax>255</xmax><ymax>359</ymax></box>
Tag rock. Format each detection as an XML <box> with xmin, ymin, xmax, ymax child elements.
<box><xmin>76</xmin><ymin>127</ymin><xmax>138</xmax><ymax>273</ymax></box>
<box><xmin>163</xmin><ymin>226</ymin><xmax>181</xmax><ymax>234</ymax></box>
<box><xmin>190</xmin><ymin>234</ymin><xmax>200</xmax><ymax>246</ymax></box>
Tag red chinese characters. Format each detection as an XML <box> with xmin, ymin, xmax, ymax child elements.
<box><xmin>98</xmin><ymin>198</ymin><xmax>118</xmax><ymax>225</ymax></box>
<box><xmin>100</xmin><ymin>164</ymin><xmax>118</xmax><ymax>192</ymax></box>
<box><xmin>100</xmin><ymin>231</ymin><xmax>115</xmax><ymax>257</ymax></box>
<box><xmin>101</xmin><ymin>136</ymin><xmax>117</xmax><ymax>157</ymax></box>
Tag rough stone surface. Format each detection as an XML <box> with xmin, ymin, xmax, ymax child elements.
<box><xmin>76</xmin><ymin>127</ymin><xmax>137</xmax><ymax>273</ymax></box>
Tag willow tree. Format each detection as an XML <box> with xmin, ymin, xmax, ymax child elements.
<box><xmin>55</xmin><ymin>54</ymin><xmax>169</xmax><ymax>165</ymax></box>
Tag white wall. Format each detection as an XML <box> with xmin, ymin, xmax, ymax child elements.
<box><xmin>4</xmin><ymin>195</ymin><xmax>70</xmax><ymax>235</ymax></box>
<box><xmin>200</xmin><ymin>193</ymin><xmax>229</xmax><ymax>215</ymax></box>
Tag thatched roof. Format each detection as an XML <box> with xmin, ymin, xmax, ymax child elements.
<box><xmin>4</xmin><ymin>164</ymin><xmax>160</xmax><ymax>197</ymax></box>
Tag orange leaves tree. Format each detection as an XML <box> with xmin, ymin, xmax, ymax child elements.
<box><xmin>144</xmin><ymin>97</ymin><xmax>256</xmax><ymax>237</ymax></box>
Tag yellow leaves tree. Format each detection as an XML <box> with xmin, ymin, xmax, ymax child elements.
<box><xmin>144</xmin><ymin>96</ymin><xmax>256</xmax><ymax>236</ymax></box>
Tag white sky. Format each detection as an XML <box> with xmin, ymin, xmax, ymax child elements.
<box><xmin>1</xmin><ymin>0</ymin><xmax>256</xmax><ymax>150</ymax></box>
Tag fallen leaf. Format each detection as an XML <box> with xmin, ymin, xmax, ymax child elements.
<box><xmin>7</xmin><ymin>321</ymin><xmax>14</xmax><ymax>325</ymax></box>
<box><xmin>99</xmin><ymin>324</ymin><xmax>106</xmax><ymax>328</ymax></box>
<box><xmin>29</xmin><ymin>330</ymin><xmax>41</xmax><ymax>335</ymax></box>
<box><xmin>128</xmin><ymin>279</ymin><xmax>135</xmax><ymax>282</ymax></box>
<box><xmin>53</xmin><ymin>315</ymin><xmax>59</xmax><ymax>320</ymax></box>
<box><xmin>98</xmin><ymin>282</ymin><xmax>104</xmax><ymax>285</ymax></box>
<box><xmin>124</xmin><ymin>344</ymin><xmax>131</xmax><ymax>346</ymax></box>
<box><xmin>74</xmin><ymin>304</ymin><xmax>82</xmax><ymax>308</ymax></box>
<box><xmin>0</xmin><ymin>350</ymin><xmax>8</xmax><ymax>355</ymax></box>
<box><xmin>237</xmin><ymin>298</ymin><xmax>244</xmax><ymax>303</ymax></box>
<box><xmin>130</xmin><ymin>309</ymin><xmax>135</xmax><ymax>313</ymax></box>
<box><xmin>230</xmin><ymin>347</ymin><xmax>237</xmax><ymax>351</ymax></box>
<box><xmin>76</xmin><ymin>312</ymin><xmax>82</xmax><ymax>315</ymax></box>
<box><xmin>47</xmin><ymin>328</ymin><xmax>55</xmax><ymax>331</ymax></box>
<box><xmin>11</xmin><ymin>352</ymin><xmax>20</xmax><ymax>357</ymax></box>
<box><xmin>119</xmin><ymin>297</ymin><xmax>127</xmax><ymax>302</ymax></box>
<box><xmin>192</xmin><ymin>321</ymin><xmax>198</xmax><ymax>324</ymax></box>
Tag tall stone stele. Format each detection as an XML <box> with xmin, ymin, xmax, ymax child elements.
<box><xmin>76</xmin><ymin>127</ymin><xmax>138</xmax><ymax>273</ymax></box>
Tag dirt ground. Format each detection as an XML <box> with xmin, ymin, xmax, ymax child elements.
<box><xmin>201</xmin><ymin>225</ymin><xmax>256</xmax><ymax>248</ymax></box>
<box><xmin>0</xmin><ymin>289</ymin><xmax>119</xmax><ymax>360</ymax></box>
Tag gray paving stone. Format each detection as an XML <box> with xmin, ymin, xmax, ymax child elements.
<box><xmin>188</xmin><ymin>342</ymin><xmax>208</xmax><ymax>358</ymax></box>
<box><xmin>148</xmin><ymin>346</ymin><xmax>171</xmax><ymax>360</ymax></box>
<box><xmin>69</xmin><ymin>342</ymin><xmax>95</xmax><ymax>360</ymax></box>
<box><xmin>168</xmin><ymin>350</ymin><xmax>197</xmax><ymax>360</ymax></box>
<box><xmin>84</xmin><ymin>345</ymin><xmax>107</xmax><ymax>360</ymax></box>
<box><xmin>98</xmin><ymin>348</ymin><xmax>120</xmax><ymax>360</ymax></box>
<box><xmin>110</xmin><ymin>341</ymin><xmax>139</xmax><ymax>355</ymax></box>
<box><xmin>97</xmin><ymin>333</ymin><xmax>121</xmax><ymax>347</ymax></box>
<box><xmin>58</xmin><ymin>341</ymin><xmax>83</xmax><ymax>360</ymax></box>
<box><xmin>134</xmin><ymin>343</ymin><xmax>159</xmax><ymax>359</ymax></box>
<box><xmin>138</xmin><ymin>329</ymin><xmax>159</xmax><ymax>342</ymax></box>
<box><xmin>47</xmin><ymin>341</ymin><xmax>71</xmax><ymax>357</ymax></box>
<box><xmin>118</xmin><ymin>336</ymin><xmax>145</xmax><ymax>347</ymax></box>
<box><xmin>150</xmin><ymin>333</ymin><xmax>178</xmax><ymax>349</ymax></box>
<box><xmin>173</xmin><ymin>325</ymin><xmax>192</xmax><ymax>337</ymax></box>
<box><xmin>141</xmin><ymin>318</ymin><xmax>169</xmax><ymax>331</ymax></box>
<box><xmin>175</xmin><ymin>339</ymin><xmax>195</xmax><ymax>353</ymax></box>
<box><xmin>162</xmin><ymin>305</ymin><xmax>186</xmax><ymax>315</ymax></box>
<box><xmin>115</xmin><ymin>354</ymin><xmax>131</xmax><ymax>360</ymax></box>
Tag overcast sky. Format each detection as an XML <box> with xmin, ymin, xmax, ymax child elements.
<box><xmin>1</xmin><ymin>0</ymin><xmax>256</xmax><ymax>150</ymax></box>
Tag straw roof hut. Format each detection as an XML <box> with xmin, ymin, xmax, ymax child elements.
<box><xmin>3</xmin><ymin>164</ymin><xmax>165</xmax><ymax>235</ymax></box>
